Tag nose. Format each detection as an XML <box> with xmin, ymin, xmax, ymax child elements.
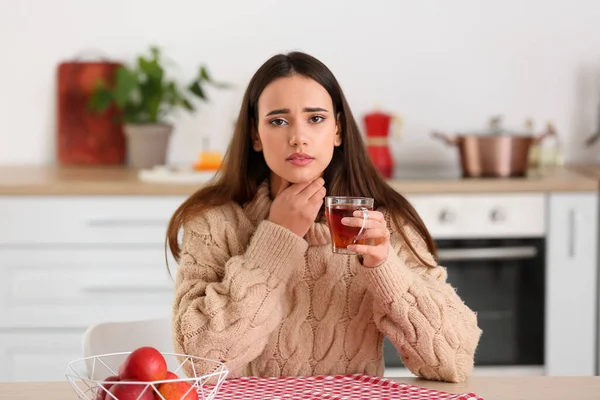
<box><xmin>288</xmin><ymin>125</ymin><xmax>308</xmax><ymax>147</ymax></box>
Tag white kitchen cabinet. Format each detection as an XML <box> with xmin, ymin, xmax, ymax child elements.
<box><xmin>545</xmin><ymin>192</ymin><xmax>599</xmax><ymax>376</ymax></box>
<box><xmin>0</xmin><ymin>248</ymin><xmax>175</xmax><ymax>328</ymax></box>
<box><xmin>0</xmin><ymin>330</ymin><xmax>85</xmax><ymax>382</ymax></box>
<box><xmin>0</xmin><ymin>195</ymin><xmax>186</xmax><ymax>382</ymax></box>
<box><xmin>0</xmin><ymin>196</ymin><xmax>185</xmax><ymax>244</ymax></box>
<box><xmin>406</xmin><ymin>193</ymin><xmax>546</xmax><ymax>238</ymax></box>
<box><xmin>1</xmin><ymin>191</ymin><xmax>598</xmax><ymax>382</ymax></box>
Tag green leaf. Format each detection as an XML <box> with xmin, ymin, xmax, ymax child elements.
<box><xmin>188</xmin><ymin>81</ymin><xmax>206</xmax><ymax>100</ymax></box>
<box><xmin>199</xmin><ymin>65</ymin><xmax>231</xmax><ymax>89</ymax></box>
<box><xmin>114</xmin><ymin>67</ymin><xmax>138</xmax><ymax>107</ymax></box>
<box><xmin>86</xmin><ymin>45</ymin><xmax>229</xmax><ymax>123</ymax></box>
<box><xmin>147</xmin><ymin>94</ymin><xmax>162</xmax><ymax>122</ymax></box>
<box><xmin>138</xmin><ymin>56</ymin><xmax>163</xmax><ymax>82</ymax></box>
<box><xmin>181</xmin><ymin>97</ymin><xmax>194</xmax><ymax>111</ymax></box>
<box><xmin>163</xmin><ymin>82</ymin><xmax>177</xmax><ymax>106</ymax></box>
<box><xmin>200</xmin><ymin>66</ymin><xmax>211</xmax><ymax>81</ymax></box>
<box><xmin>122</xmin><ymin>102</ymin><xmax>140</xmax><ymax>123</ymax></box>
<box><xmin>211</xmin><ymin>80</ymin><xmax>232</xmax><ymax>89</ymax></box>
<box><xmin>149</xmin><ymin>46</ymin><xmax>160</xmax><ymax>60</ymax></box>
<box><xmin>88</xmin><ymin>81</ymin><xmax>113</xmax><ymax>112</ymax></box>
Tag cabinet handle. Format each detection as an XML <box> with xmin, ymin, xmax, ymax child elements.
<box><xmin>438</xmin><ymin>209</ymin><xmax>456</xmax><ymax>223</ymax></box>
<box><xmin>568</xmin><ymin>209</ymin><xmax>576</xmax><ymax>259</ymax></box>
<box><xmin>437</xmin><ymin>246</ymin><xmax>538</xmax><ymax>262</ymax></box>
<box><xmin>86</xmin><ymin>219</ymin><xmax>167</xmax><ymax>228</ymax></box>
<box><xmin>490</xmin><ymin>207</ymin><xmax>506</xmax><ymax>222</ymax></box>
<box><xmin>82</xmin><ymin>285</ymin><xmax>173</xmax><ymax>294</ymax></box>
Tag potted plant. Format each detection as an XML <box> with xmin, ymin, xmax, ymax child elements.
<box><xmin>88</xmin><ymin>46</ymin><xmax>227</xmax><ymax>168</ymax></box>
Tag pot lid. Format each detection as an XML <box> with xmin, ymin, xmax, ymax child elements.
<box><xmin>462</xmin><ymin>116</ymin><xmax>534</xmax><ymax>136</ymax></box>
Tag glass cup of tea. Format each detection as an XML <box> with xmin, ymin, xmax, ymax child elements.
<box><xmin>325</xmin><ymin>196</ymin><xmax>375</xmax><ymax>255</ymax></box>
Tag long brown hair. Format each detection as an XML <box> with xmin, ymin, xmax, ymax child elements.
<box><xmin>166</xmin><ymin>51</ymin><xmax>437</xmax><ymax>266</ymax></box>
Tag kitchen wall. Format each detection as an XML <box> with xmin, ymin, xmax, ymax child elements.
<box><xmin>2</xmin><ymin>0</ymin><xmax>600</xmax><ymax>168</ymax></box>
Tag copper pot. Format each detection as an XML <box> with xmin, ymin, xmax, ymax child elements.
<box><xmin>432</xmin><ymin>120</ymin><xmax>555</xmax><ymax>178</ymax></box>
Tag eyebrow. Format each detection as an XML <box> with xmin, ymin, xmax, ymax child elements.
<box><xmin>265</xmin><ymin>107</ymin><xmax>329</xmax><ymax>116</ymax></box>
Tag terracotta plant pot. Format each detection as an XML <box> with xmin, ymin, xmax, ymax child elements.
<box><xmin>124</xmin><ymin>123</ymin><xmax>173</xmax><ymax>168</ymax></box>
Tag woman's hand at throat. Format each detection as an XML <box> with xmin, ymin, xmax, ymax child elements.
<box><xmin>267</xmin><ymin>177</ymin><xmax>326</xmax><ymax>238</ymax></box>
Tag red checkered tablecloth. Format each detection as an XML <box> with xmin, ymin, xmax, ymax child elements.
<box><xmin>214</xmin><ymin>374</ymin><xmax>483</xmax><ymax>399</ymax></box>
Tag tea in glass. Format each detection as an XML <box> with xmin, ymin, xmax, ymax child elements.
<box><xmin>325</xmin><ymin>196</ymin><xmax>374</xmax><ymax>254</ymax></box>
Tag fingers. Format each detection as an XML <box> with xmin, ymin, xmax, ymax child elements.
<box><xmin>355</xmin><ymin>227</ymin><xmax>389</xmax><ymax>240</ymax></box>
<box><xmin>275</xmin><ymin>179</ymin><xmax>291</xmax><ymax>197</ymax></box>
<box><xmin>286</xmin><ymin>180</ymin><xmax>311</xmax><ymax>195</ymax></box>
<box><xmin>357</xmin><ymin>210</ymin><xmax>385</xmax><ymax>221</ymax></box>
<box><xmin>343</xmin><ymin>210</ymin><xmax>389</xmax><ymax>259</ymax></box>
<box><xmin>341</xmin><ymin>210</ymin><xmax>389</xmax><ymax>266</ymax></box>
<box><xmin>347</xmin><ymin>243</ymin><xmax>387</xmax><ymax>258</ymax></box>
<box><xmin>341</xmin><ymin>217</ymin><xmax>385</xmax><ymax>230</ymax></box>
<box><xmin>275</xmin><ymin>177</ymin><xmax>326</xmax><ymax>210</ymax></box>
<box><xmin>297</xmin><ymin>177</ymin><xmax>325</xmax><ymax>199</ymax></box>
<box><xmin>342</xmin><ymin>210</ymin><xmax>386</xmax><ymax>228</ymax></box>
<box><xmin>309</xmin><ymin>185</ymin><xmax>327</xmax><ymax>203</ymax></box>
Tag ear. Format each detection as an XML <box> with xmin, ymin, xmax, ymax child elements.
<box><xmin>334</xmin><ymin>114</ymin><xmax>342</xmax><ymax>147</ymax></box>
<box><xmin>251</xmin><ymin>128</ymin><xmax>263</xmax><ymax>151</ymax></box>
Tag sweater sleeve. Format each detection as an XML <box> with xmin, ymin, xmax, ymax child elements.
<box><xmin>172</xmin><ymin>215</ymin><xmax>307</xmax><ymax>378</ymax></box>
<box><xmin>359</xmin><ymin>223</ymin><xmax>482</xmax><ymax>383</ymax></box>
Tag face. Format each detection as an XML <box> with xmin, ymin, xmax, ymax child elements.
<box><xmin>252</xmin><ymin>74</ymin><xmax>342</xmax><ymax>185</ymax></box>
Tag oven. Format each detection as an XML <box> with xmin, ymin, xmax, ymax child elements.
<box><xmin>383</xmin><ymin>193</ymin><xmax>547</xmax><ymax>376</ymax></box>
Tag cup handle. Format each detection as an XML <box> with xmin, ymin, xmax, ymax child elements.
<box><xmin>353</xmin><ymin>207</ymin><xmax>369</xmax><ymax>244</ymax></box>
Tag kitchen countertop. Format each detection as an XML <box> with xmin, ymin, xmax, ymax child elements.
<box><xmin>0</xmin><ymin>165</ymin><xmax>597</xmax><ymax>196</ymax></box>
<box><xmin>567</xmin><ymin>163</ymin><xmax>600</xmax><ymax>181</ymax></box>
<box><xmin>1</xmin><ymin>377</ymin><xmax>599</xmax><ymax>400</ymax></box>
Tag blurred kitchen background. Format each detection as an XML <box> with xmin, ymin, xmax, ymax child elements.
<box><xmin>2</xmin><ymin>0</ymin><xmax>600</xmax><ymax>168</ymax></box>
<box><xmin>2</xmin><ymin>0</ymin><xmax>600</xmax><ymax>384</ymax></box>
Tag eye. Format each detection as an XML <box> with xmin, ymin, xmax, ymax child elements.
<box><xmin>309</xmin><ymin>115</ymin><xmax>325</xmax><ymax>123</ymax></box>
<box><xmin>269</xmin><ymin>118</ymin><xmax>288</xmax><ymax>126</ymax></box>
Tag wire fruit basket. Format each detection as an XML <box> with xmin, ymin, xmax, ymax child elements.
<box><xmin>65</xmin><ymin>352</ymin><xmax>229</xmax><ymax>400</ymax></box>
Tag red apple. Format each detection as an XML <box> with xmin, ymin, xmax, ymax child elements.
<box><xmin>95</xmin><ymin>375</ymin><xmax>119</xmax><ymax>400</ymax></box>
<box><xmin>118</xmin><ymin>347</ymin><xmax>167</xmax><ymax>382</ymax></box>
<box><xmin>108</xmin><ymin>381</ymin><xmax>154</xmax><ymax>400</ymax></box>
<box><xmin>164</xmin><ymin>371</ymin><xmax>179</xmax><ymax>380</ymax></box>
<box><xmin>157</xmin><ymin>380</ymin><xmax>198</xmax><ymax>400</ymax></box>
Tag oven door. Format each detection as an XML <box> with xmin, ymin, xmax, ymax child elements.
<box><xmin>383</xmin><ymin>237</ymin><xmax>545</xmax><ymax>368</ymax></box>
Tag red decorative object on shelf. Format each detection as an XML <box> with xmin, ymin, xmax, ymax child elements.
<box><xmin>363</xmin><ymin>109</ymin><xmax>400</xmax><ymax>178</ymax></box>
<box><xmin>56</xmin><ymin>60</ymin><xmax>125</xmax><ymax>165</ymax></box>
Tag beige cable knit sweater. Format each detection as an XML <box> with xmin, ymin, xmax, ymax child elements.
<box><xmin>172</xmin><ymin>183</ymin><xmax>482</xmax><ymax>383</ymax></box>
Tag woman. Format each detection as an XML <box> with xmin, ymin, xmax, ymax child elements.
<box><xmin>166</xmin><ymin>51</ymin><xmax>481</xmax><ymax>383</ymax></box>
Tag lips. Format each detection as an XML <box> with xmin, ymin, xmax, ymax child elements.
<box><xmin>286</xmin><ymin>153</ymin><xmax>314</xmax><ymax>161</ymax></box>
<box><xmin>286</xmin><ymin>153</ymin><xmax>314</xmax><ymax>166</ymax></box>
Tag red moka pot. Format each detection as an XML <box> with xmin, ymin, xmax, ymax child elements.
<box><xmin>363</xmin><ymin>110</ymin><xmax>400</xmax><ymax>178</ymax></box>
